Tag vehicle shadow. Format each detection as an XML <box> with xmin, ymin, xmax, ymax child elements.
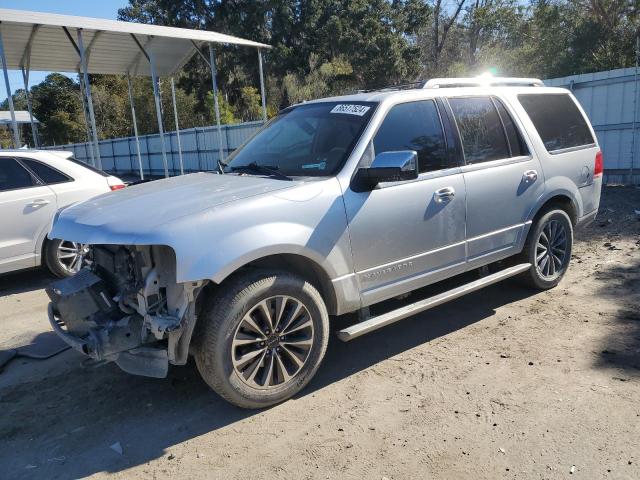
<box><xmin>0</xmin><ymin>268</ymin><xmax>54</xmax><ymax>298</ymax></box>
<box><xmin>1</xmin><ymin>279</ymin><xmax>533</xmax><ymax>480</ymax></box>
<box><xmin>592</xmin><ymin>258</ymin><xmax>640</xmax><ymax>375</ymax></box>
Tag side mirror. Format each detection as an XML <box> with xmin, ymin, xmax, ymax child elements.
<box><xmin>357</xmin><ymin>150</ymin><xmax>418</xmax><ymax>189</ymax></box>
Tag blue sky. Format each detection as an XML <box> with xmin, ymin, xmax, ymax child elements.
<box><xmin>2</xmin><ymin>1</ymin><xmax>128</xmax><ymax>101</ymax></box>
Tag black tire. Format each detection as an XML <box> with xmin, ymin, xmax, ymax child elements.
<box><xmin>194</xmin><ymin>270</ymin><xmax>330</xmax><ymax>409</ymax></box>
<box><xmin>520</xmin><ymin>209</ymin><xmax>573</xmax><ymax>290</ymax></box>
<box><xmin>43</xmin><ymin>239</ymin><xmax>89</xmax><ymax>278</ymax></box>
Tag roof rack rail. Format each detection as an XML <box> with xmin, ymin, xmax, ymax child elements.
<box><xmin>424</xmin><ymin>77</ymin><xmax>544</xmax><ymax>89</ymax></box>
<box><xmin>354</xmin><ymin>81</ymin><xmax>428</xmax><ymax>94</ymax></box>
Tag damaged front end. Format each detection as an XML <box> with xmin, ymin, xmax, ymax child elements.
<box><xmin>46</xmin><ymin>245</ymin><xmax>205</xmax><ymax>378</ymax></box>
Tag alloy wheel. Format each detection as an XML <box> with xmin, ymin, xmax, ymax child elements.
<box><xmin>535</xmin><ymin>220</ymin><xmax>568</xmax><ymax>279</ymax></box>
<box><xmin>231</xmin><ymin>295</ymin><xmax>314</xmax><ymax>389</ymax></box>
<box><xmin>56</xmin><ymin>241</ymin><xmax>89</xmax><ymax>274</ymax></box>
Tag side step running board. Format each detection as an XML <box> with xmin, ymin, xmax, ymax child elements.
<box><xmin>337</xmin><ymin>263</ymin><xmax>531</xmax><ymax>342</ymax></box>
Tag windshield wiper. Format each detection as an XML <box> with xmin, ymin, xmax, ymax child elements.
<box><xmin>229</xmin><ymin>162</ymin><xmax>292</xmax><ymax>181</ymax></box>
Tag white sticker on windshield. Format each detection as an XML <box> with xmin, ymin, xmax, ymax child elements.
<box><xmin>330</xmin><ymin>104</ymin><xmax>371</xmax><ymax>116</ymax></box>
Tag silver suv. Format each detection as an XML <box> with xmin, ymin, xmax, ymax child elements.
<box><xmin>47</xmin><ymin>77</ymin><xmax>602</xmax><ymax>408</ymax></box>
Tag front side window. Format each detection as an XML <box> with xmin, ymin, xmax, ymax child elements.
<box><xmin>449</xmin><ymin>96</ymin><xmax>510</xmax><ymax>164</ymax></box>
<box><xmin>0</xmin><ymin>157</ymin><xmax>37</xmax><ymax>192</ymax></box>
<box><xmin>224</xmin><ymin>102</ymin><xmax>376</xmax><ymax>177</ymax></box>
<box><xmin>373</xmin><ymin>100</ymin><xmax>448</xmax><ymax>173</ymax></box>
<box><xmin>518</xmin><ymin>93</ymin><xmax>595</xmax><ymax>152</ymax></box>
<box><xmin>21</xmin><ymin>158</ymin><xmax>72</xmax><ymax>184</ymax></box>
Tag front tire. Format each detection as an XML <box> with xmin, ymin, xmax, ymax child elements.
<box><xmin>520</xmin><ymin>209</ymin><xmax>573</xmax><ymax>290</ymax></box>
<box><xmin>195</xmin><ymin>270</ymin><xmax>330</xmax><ymax>409</ymax></box>
<box><xmin>44</xmin><ymin>239</ymin><xmax>89</xmax><ymax>278</ymax></box>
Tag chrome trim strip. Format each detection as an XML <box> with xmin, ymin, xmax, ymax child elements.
<box><xmin>548</xmin><ymin>143</ymin><xmax>597</xmax><ymax>155</ymax></box>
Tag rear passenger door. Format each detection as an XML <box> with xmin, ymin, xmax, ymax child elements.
<box><xmin>447</xmin><ymin>95</ymin><xmax>544</xmax><ymax>267</ymax></box>
<box><xmin>0</xmin><ymin>157</ymin><xmax>57</xmax><ymax>272</ymax></box>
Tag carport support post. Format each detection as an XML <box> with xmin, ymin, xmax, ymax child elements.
<box><xmin>258</xmin><ymin>49</ymin><xmax>267</xmax><ymax>123</ymax></box>
<box><xmin>126</xmin><ymin>73</ymin><xmax>144</xmax><ymax>180</ymax></box>
<box><xmin>0</xmin><ymin>23</ymin><xmax>21</xmax><ymax>148</ymax></box>
<box><xmin>78</xmin><ymin>70</ymin><xmax>96</xmax><ymax>167</ymax></box>
<box><xmin>21</xmin><ymin>66</ymin><xmax>39</xmax><ymax>148</ymax></box>
<box><xmin>170</xmin><ymin>77</ymin><xmax>184</xmax><ymax>175</ymax></box>
<box><xmin>149</xmin><ymin>50</ymin><xmax>169</xmax><ymax>178</ymax></box>
<box><xmin>631</xmin><ymin>34</ymin><xmax>639</xmax><ymax>184</ymax></box>
<box><xmin>77</xmin><ymin>29</ymin><xmax>102</xmax><ymax>170</ymax></box>
<box><xmin>208</xmin><ymin>44</ymin><xmax>225</xmax><ymax>171</ymax></box>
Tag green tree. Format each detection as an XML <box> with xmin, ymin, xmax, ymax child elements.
<box><xmin>118</xmin><ymin>0</ymin><xmax>427</xmax><ymax>110</ymax></box>
<box><xmin>206</xmin><ymin>91</ymin><xmax>238</xmax><ymax>124</ymax></box>
<box><xmin>30</xmin><ymin>73</ymin><xmax>85</xmax><ymax>145</ymax></box>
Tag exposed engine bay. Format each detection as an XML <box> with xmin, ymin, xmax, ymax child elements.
<box><xmin>46</xmin><ymin>245</ymin><xmax>204</xmax><ymax>378</ymax></box>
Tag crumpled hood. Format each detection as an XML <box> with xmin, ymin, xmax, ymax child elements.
<box><xmin>50</xmin><ymin>172</ymin><xmax>297</xmax><ymax>243</ymax></box>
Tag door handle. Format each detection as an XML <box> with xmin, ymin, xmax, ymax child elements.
<box><xmin>434</xmin><ymin>187</ymin><xmax>455</xmax><ymax>203</ymax></box>
<box><xmin>28</xmin><ymin>199</ymin><xmax>51</xmax><ymax>207</ymax></box>
<box><xmin>523</xmin><ymin>170</ymin><xmax>538</xmax><ymax>183</ymax></box>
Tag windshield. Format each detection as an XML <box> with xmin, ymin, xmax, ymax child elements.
<box><xmin>223</xmin><ymin>101</ymin><xmax>377</xmax><ymax>177</ymax></box>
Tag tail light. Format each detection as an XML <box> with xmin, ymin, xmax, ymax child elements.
<box><xmin>110</xmin><ymin>184</ymin><xmax>125</xmax><ymax>191</ymax></box>
<box><xmin>594</xmin><ymin>151</ymin><xmax>603</xmax><ymax>177</ymax></box>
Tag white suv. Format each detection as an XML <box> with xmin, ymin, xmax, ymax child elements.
<box><xmin>0</xmin><ymin>150</ymin><xmax>124</xmax><ymax>277</ymax></box>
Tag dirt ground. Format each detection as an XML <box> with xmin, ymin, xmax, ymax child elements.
<box><xmin>0</xmin><ymin>186</ymin><xmax>639</xmax><ymax>480</ymax></box>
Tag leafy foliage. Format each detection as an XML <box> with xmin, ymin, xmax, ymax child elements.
<box><xmin>5</xmin><ymin>0</ymin><xmax>638</xmax><ymax>146</ymax></box>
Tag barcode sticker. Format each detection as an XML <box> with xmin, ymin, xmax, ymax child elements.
<box><xmin>330</xmin><ymin>104</ymin><xmax>371</xmax><ymax>116</ymax></box>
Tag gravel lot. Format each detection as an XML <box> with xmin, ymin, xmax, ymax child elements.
<box><xmin>1</xmin><ymin>186</ymin><xmax>638</xmax><ymax>480</ymax></box>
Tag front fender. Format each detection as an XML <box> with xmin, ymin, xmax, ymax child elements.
<box><xmin>151</xmin><ymin>179</ymin><xmax>354</xmax><ymax>286</ymax></box>
<box><xmin>178</xmin><ymin>222</ymin><xmax>345</xmax><ymax>284</ymax></box>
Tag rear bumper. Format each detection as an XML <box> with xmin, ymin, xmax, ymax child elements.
<box><xmin>576</xmin><ymin>209</ymin><xmax>598</xmax><ymax>228</ymax></box>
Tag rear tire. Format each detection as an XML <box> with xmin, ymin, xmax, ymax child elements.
<box><xmin>520</xmin><ymin>209</ymin><xmax>573</xmax><ymax>290</ymax></box>
<box><xmin>195</xmin><ymin>270</ymin><xmax>330</xmax><ymax>409</ymax></box>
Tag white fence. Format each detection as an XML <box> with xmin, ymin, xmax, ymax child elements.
<box><xmin>44</xmin><ymin>121</ymin><xmax>264</xmax><ymax>177</ymax></box>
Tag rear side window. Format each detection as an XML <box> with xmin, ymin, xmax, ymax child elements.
<box><xmin>449</xmin><ymin>97</ymin><xmax>510</xmax><ymax>164</ymax></box>
<box><xmin>0</xmin><ymin>157</ymin><xmax>37</xmax><ymax>191</ymax></box>
<box><xmin>518</xmin><ymin>94</ymin><xmax>594</xmax><ymax>152</ymax></box>
<box><xmin>373</xmin><ymin>100</ymin><xmax>448</xmax><ymax>173</ymax></box>
<box><xmin>493</xmin><ymin>98</ymin><xmax>529</xmax><ymax>157</ymax></box>
<box><xmin>21</xmin><ymin>158</ymin><xmax>72</xmax><ymax>184</ymax></box>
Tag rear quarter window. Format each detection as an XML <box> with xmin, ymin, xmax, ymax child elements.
<box><xmin>21</xmin><ymin>158</ymin><xmax>72</xmax><ymax>184</ymax></box>
<box><xmin>67</xmin><ymin>157</ymin><xmax>110</xmax><ymax>177</ymax></box>
<box><xmin>518</xmin><ymin>94</ymin><xmax>595</xmax><ymax>152</ymax></box>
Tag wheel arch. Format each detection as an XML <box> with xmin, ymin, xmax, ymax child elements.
<box><xmin>37</xmin><ymin>226</ymin><xmax>54</xmax><ymax>267</ymax></box>
<box><xmin>200</xmin><ymin>253</ymin><xmax>339</xmax><ymax>316</ymax></box>
<box><xmin>528</xmin><ymin>192</ymin><xmax>580</xmax><ymax>227</ymax></box>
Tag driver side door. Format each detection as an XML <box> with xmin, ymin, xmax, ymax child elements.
<box><xmin>343</xmin><ymin>99</ymin><xmax>467</xmax><ymax>307</ymax></box>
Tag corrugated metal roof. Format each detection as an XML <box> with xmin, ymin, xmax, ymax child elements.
<box><xmin>0</xmin><ymin>8</ymin><xmax>271</xmax><ymax>76</ymax></box>
<box><xmin>0</xmin><ymin>110</ymin><xmax>39</xmax><ymax>123</ymax></box>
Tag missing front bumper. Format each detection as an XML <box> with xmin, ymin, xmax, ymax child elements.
<box><xmin>48</xmin><ymin>304</ymin><xmax>169</xmax><ymax>378</ymax></box>
<box><xmin>46</xmin><ymin>267</ymin><xmax>171</xmax><ymax>378</ymax></box>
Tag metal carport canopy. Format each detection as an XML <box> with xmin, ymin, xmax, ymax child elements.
<box><xmin>0</xmin><ymin>110</ymin><xmax>39</xmax><ymax>124</ymax></box>
<box><xmin>0</xmin><ymin>8</ymin><xmax>271</xmax><ymax>76</ymax></box>
<box><xmin>0</xmin><ymin>8</ymin><xmax>271</xmax><ymax>177</ymax></box>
